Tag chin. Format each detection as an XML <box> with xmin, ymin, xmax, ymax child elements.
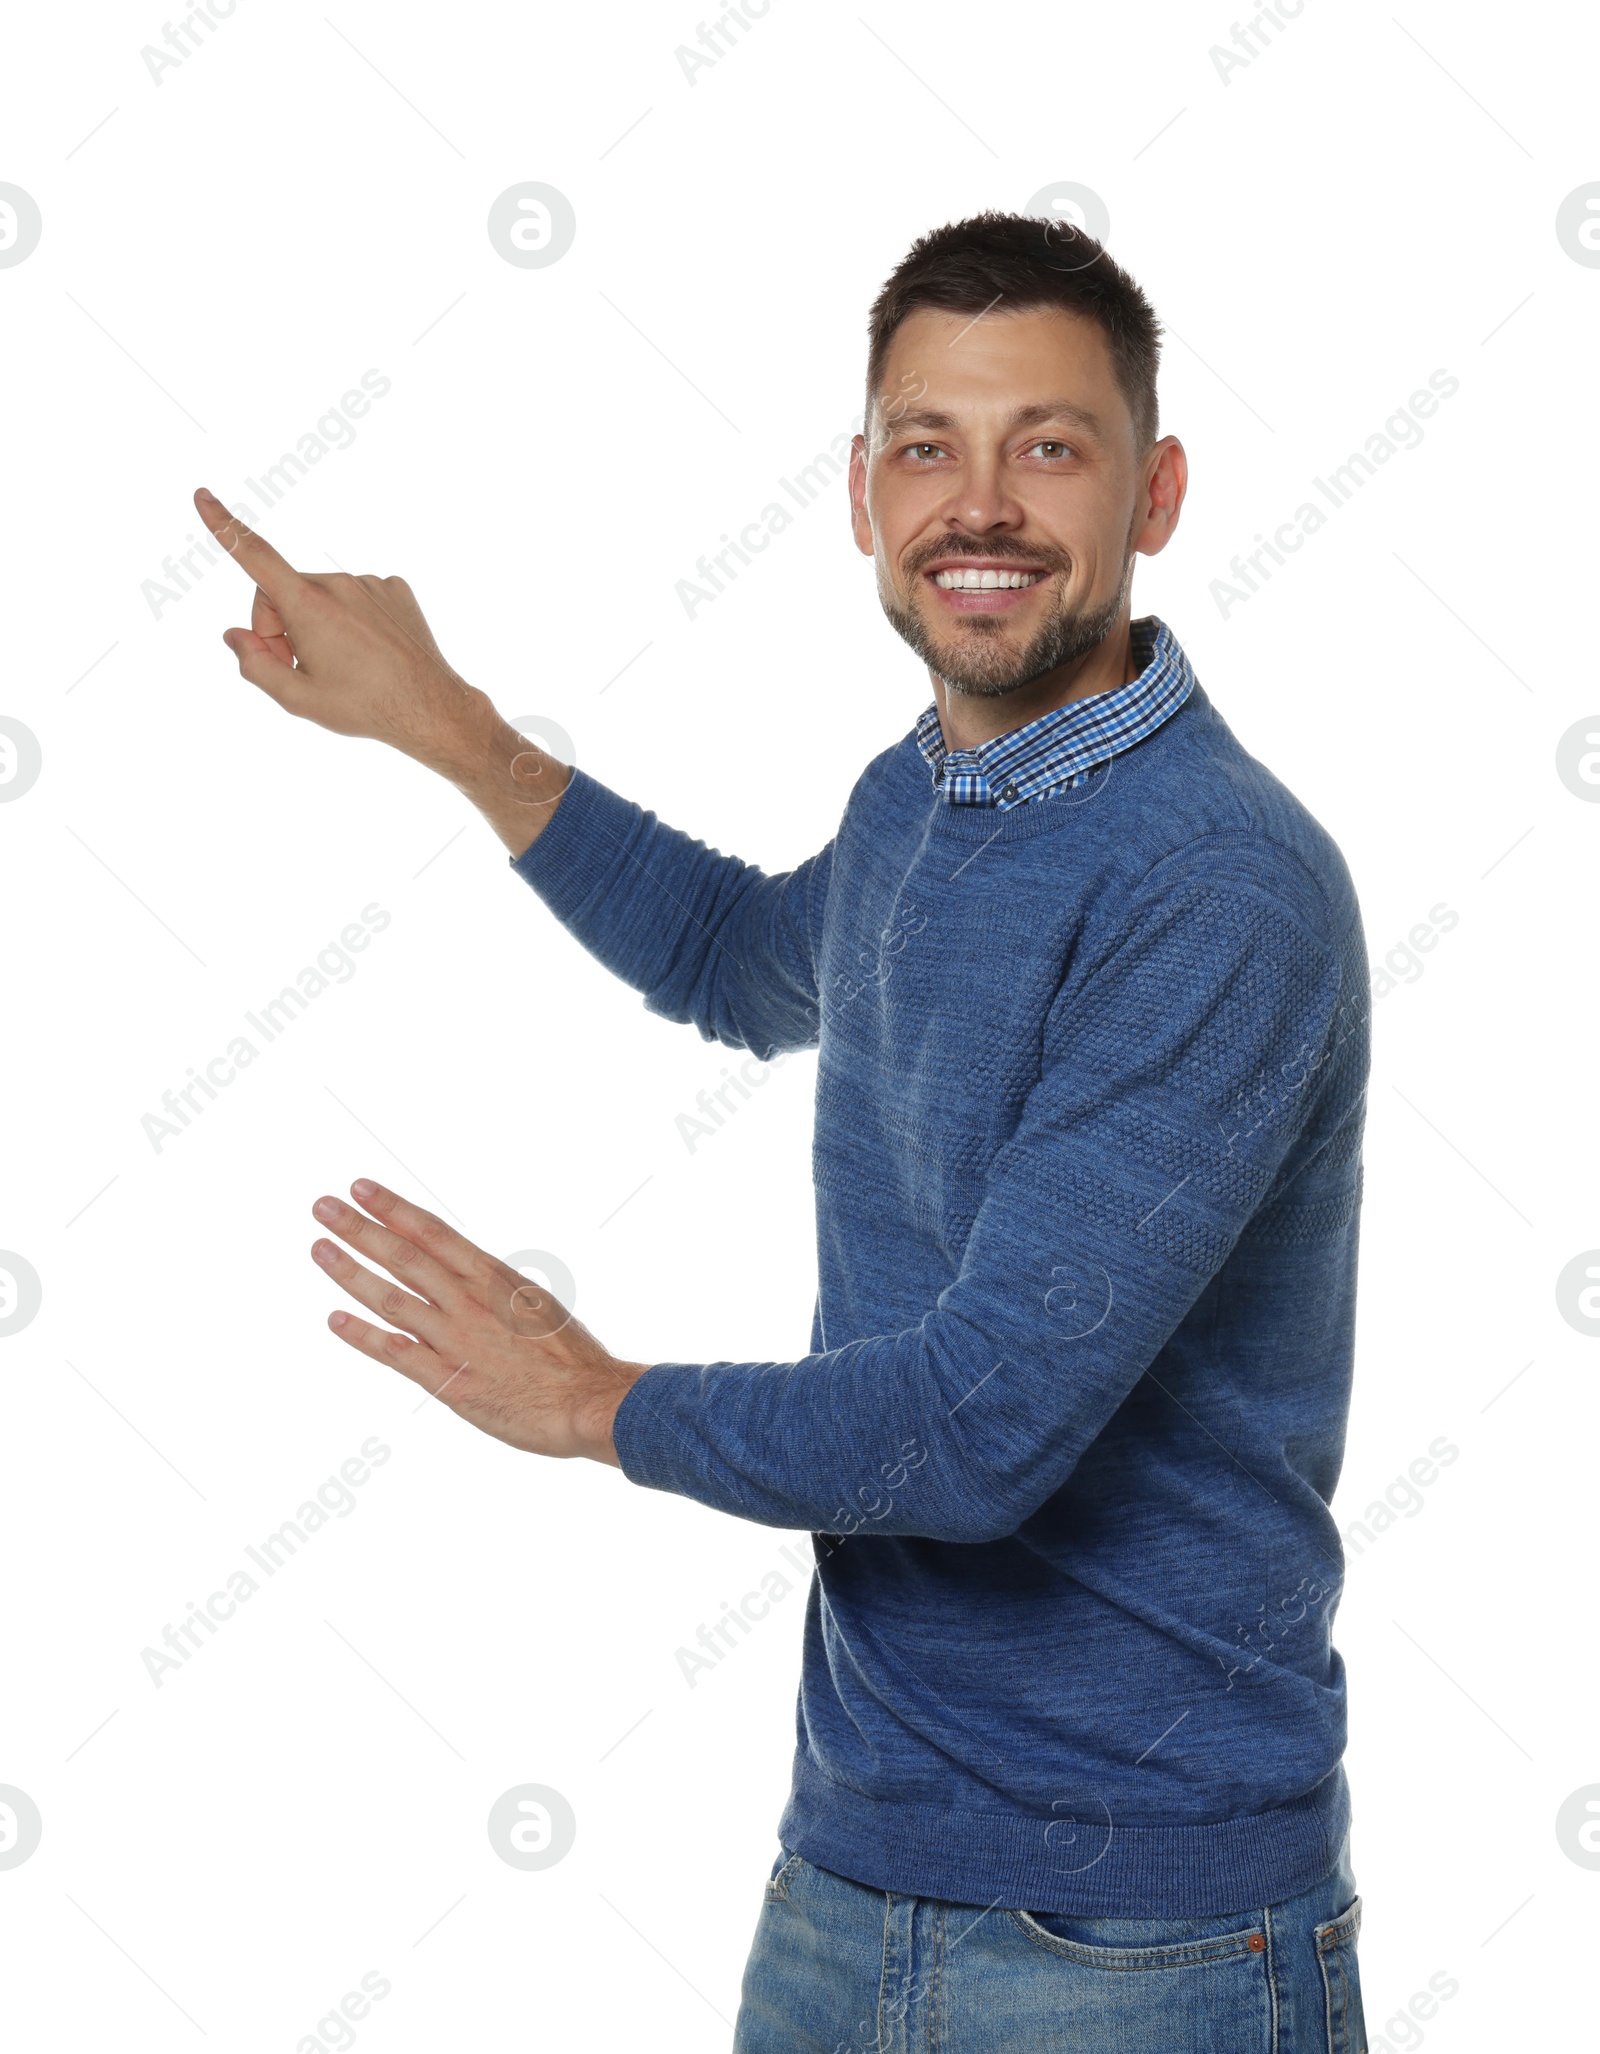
<box><xmin>924</xmin><ymin>627</ymin><xmax>1040</xmax><ymax>700</ymax></box>
<box><xmin>940</xmin><ymin>679</ymin><xmax>1019</xmax><ymax>702</ymax></box>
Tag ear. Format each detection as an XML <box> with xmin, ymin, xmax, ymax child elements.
<box><xmin>849</xmin><ymin>433</ymin><xmax>874</xmax><ymax>558</ymax></box>
<box><xmin>1132</xmin><ymin>436</ymin><xmax>1188</xmax><ymax>559</ymax></box>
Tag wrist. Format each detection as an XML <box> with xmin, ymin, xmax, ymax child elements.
<box><xmin>582</xmin><ymin>1359</ymin><xmax>649</xmax><ymax>1468</ymax></box>
<box><xmin>409</xmin><ymin>682</ymin><xmax>497</xmax><ymax>781</ymax></box>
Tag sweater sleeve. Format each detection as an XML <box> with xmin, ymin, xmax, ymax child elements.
<box><xmin>509</xmin><ymin>767</ymin><xmax>830</xmax><ymax>1058</ymax></box>
<box><xmin>610</xmin><ymin>868</ymin><xmax>1363</xmax><ymax>1543</ymax></box>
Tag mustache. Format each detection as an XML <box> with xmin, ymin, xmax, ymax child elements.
<box><xmin>906</xmin><ymin>542</ymin><xmax>1068</xmax><ymax>577</ymax></box>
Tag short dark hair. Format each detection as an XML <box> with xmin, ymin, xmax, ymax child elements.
<box><xmin>864</xmin><ymin>211</ymin><xmax>1163</xmax><ymax>453</ymax></box>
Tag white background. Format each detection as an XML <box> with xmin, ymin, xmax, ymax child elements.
<box><xmin>2</xmin><ymin>0</ymin><xmax>1597</xmax><ymax>2045</ymax></box>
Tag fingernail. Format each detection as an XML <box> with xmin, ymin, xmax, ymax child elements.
<box><xmin>329</xmin><ymin>1311</ymin><xmax>349</xmax><ymax>1328</ymax></box>
<box><xmin>313</xmin><ymin>1197</ymin><xmax>340</xmax><ymax>1222</ymax></box>
<box><xmin>313</xmin><ymin>1240</ymin><xmax>338</xmax><ymax>1264</ymax></box>
<box><xmin>197</xmin><ymin>486</ymin><xmax>219</xmax><ymax>505</ymax></box>
<box><xmin>351</xmin><ymin>1178</ymin><xmax>378</xmax><ymax>1201</ymax></box>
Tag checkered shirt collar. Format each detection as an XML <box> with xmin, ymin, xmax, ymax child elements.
<box><xmin>913</xmin><ymin>616</ymin><xmax>1194</xmax><ymax>809</ymax></box>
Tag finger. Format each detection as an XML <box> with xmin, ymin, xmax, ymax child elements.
<box><xmin>312</xmin><ymin>1194</ymin><xmax>469</xmax><ymax>1312</ymax></box>
<box><xmin>344</xmin><ymin>1178</ymin><xmax>505</xmax><ymax>1289</ymax></box>
<box><xmin>311</xmin><ymin>1237</ymin><xmax>452</xmax><ymax>1346</ymax></box>
<box><xmin>251</xmin><ymin>584</ymin><xmax>291</xmax><ymax>651</ymax></box>
<box><xmin>325</xmin><ymin>1307</ymin><xmax>442</xmax><ymax>1392</ymax></box>
<box><xmin>346</xmin><ymin>1178</ymin><xmax>569</xmax><ymax>1332</ymax></box>
<box><xmin>222</xmin><ymin>627</ymin><xmax>301</xmax><ymax>702</ymax></box>
<box><xmin>194</xmin><ymin>486</ymin><xmax>309</xmax><ymax>611</ymax></box>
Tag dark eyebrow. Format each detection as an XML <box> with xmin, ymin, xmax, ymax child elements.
<box><xmin>881</xmin><ymin>399</ymin><xmax>1106</xmax><ymax>439</ymax></box>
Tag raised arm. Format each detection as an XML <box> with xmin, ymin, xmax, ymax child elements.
<box><xmin>195</xmin><ymin>486</ymin><xmax>576</xmax><ymax>849</ymax></box>
<box><xmin>195</xmin><ymin>489</ymin><xmax>825</xmax><ymax>1051</ymax></box>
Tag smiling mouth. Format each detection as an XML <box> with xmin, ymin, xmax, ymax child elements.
<box><xmin>929</xmin><ymin>566</ymin><xmax>1048</xmax><ymax>591</ymax></box>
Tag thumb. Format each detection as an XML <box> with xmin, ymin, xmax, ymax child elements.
<box><xmin>222</xmin><ymin>628</ymin><xmax>299</xmax><ymax>705</ymax></box>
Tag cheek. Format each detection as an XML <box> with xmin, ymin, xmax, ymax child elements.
<box><xmin>1012</xmin><ymin>494</ymin><xmax>1091</xmax><ymax>570</ymax></box>
<box><xmin>872</xmin><ymin>456</ymin><xmax>959</xmax><ymax>526</ymax></box>
<box><xmin>1050</xmin><ymin>543</ymin><xmax>1096</xmax><ymax>591</ymax></box>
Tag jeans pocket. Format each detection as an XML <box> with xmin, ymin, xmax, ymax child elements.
<box><xmin>1000</xmin><ymin>1912</ymin><xmax>1274</xmax><ymax>2048</ymax></box>
<box><xmin>1314</xmin><ymin>1894</ymin><xmax>1365</xmax><ymax>2054</ymax></box>
<box><xmin>1010</xmin><ymin>1910</ymin><xmax>1269</xmax><ymax>1970</ymax></box>
<box><xmin>763</xmin><ymin>1848</ymin><xmax>805</xmax><ymax>1902</ymax></box>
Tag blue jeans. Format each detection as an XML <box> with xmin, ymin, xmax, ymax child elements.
<box><xmin>733</xmin><ymin>1835</ymin><xmax>1365</xmax><ymax>2053</ymax></box>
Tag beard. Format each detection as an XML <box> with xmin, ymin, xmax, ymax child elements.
<box><xmin>879</xmin><ymin>544</ymin><xmax>1134</xmax><ymax>701</ymax></box>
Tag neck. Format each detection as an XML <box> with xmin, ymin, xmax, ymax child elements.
<box><xmin>931</xmin><ymin>606</ymin><xmax>1140</xmax><ymax>753</ymax></box>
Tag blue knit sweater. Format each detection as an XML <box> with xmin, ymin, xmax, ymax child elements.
<box><xmin>512</xmin><ymin>661</ymin><xmax>1370</xmax><ymax>1918</ymax></box>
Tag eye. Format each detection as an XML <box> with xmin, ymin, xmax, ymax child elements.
<box><xmin>903</xmin><ymin>441</ymin><xmax>948</xmax><ymax>462</ymax></box>
<box><xmin>1026</xmin><ymin>439</ymin><xmax>1075</xmax><ymax>460</ymax></box>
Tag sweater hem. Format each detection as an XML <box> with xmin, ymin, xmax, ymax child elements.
<box><xmin>776</xmin><ymin>1752</ymin><xmax>1349</xmax><ymax>1919</ymax></box>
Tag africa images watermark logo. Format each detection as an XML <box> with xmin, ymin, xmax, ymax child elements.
<box><xmin>675</xmin><ymin>369</ymin><xmax>928</xmax><ymax>620</ymax></box>
<box><xmin>0</xmin><ymin>717</ymin><xmax>43</xmax><ymax>803</ymax></box>
<box><xmin>1210</xmin><ymin>369</ymin><xmax>1459</xmax><ymax>618</ymax></box>
<box><xmin>675</xmin><ymin>1051</ymin><xmax>793</xmax><ymax>1152</ymax></box>
<box><xmin>486</xmin><ymin>184</ymin><xmax>576</xmax><ymax>268</ymax></box>
<box><xmin>1208</xmin><ymin>0</ymin><xmax>1311</xmax><ymax>85</ymax></box>
<box><xmin>0</xmin><ymin>1786</ymin><xmax>43</xmax><ymax>1869</ymax></box>
<box><xmin>139</xmin><ymin>0</ymin><xmax>244</xmax><ymax>85</ymax></box>
<box><xmin>486</xmin><ymin>1784</ymin><xmax>576</xmax><ymax>1869</ymax></box>
<box><xmin>1555</xmin><ymin>183</ymin><xmax>1600</xmax><ymax>267</ymax></box>
<box><xmin>674</xmin><ymin>421</ymin><xmax>863</xmax><ymax>620</ymax></box>
<box><xmin>674</xmin><ymin>0</ymin><xmax>774</xmax><ymax>85</ymax></box>
<box><xmin>139</xmin><ymin>1436</ymin><xmax>392</xmax><ymax>1687</ymax></box>
<box><xmin>0</xmin><ymin>183</ymin><xmax>43</xmax><ymax>267</ymax></box>
<box><xmin>141</xmin><ymin>371</ymin><xmax>393</xmax><ymax>620</ymax></box>
<box><xmin>140</xmin><ymin>903</ymin><xmax>392</xmax><ymax>1152</ymax></box>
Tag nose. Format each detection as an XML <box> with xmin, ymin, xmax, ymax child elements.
<box><xmin>941</xmin><ymin>446</ymin><xmax>1026</xmax><ymax>537</ymax></box>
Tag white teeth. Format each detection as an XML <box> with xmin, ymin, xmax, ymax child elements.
<box><xmin>932</xmin><ymin>568</ymin><xmax>1043</xmax><ymax>591</ymax></box>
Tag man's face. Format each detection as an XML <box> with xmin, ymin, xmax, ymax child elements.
<box><xmin>849</xmin><ymin>304</ymin><xmax>1180</xmax><ymax>699</ymax></box>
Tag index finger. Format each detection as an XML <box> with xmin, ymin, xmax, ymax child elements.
<box><xmin>194</xmin><ymin>486</ymin><xmax>307</xmax><ymax>607</ymax></box>
<box><xmin>344</xmin><ymin>1178</ymin><xmax>499</xmax><ymax>1286</ymax></box>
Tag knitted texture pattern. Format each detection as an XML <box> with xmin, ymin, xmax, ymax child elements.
<box><xmin>513</xmin><ymin>649</ymin><xmax>1370</xmax><ymax>1918</ymax></box>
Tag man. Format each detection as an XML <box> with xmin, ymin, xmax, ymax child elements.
<box><xmin>198</xmin><ymin>211</ymin><xmax>1371</xmax><ymax>2051</ymax></box>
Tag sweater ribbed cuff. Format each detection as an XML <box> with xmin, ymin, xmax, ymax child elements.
<box><xmin>508</xmin><ymin>767</ymin><xmax>646</xmax><ymax>923</ymax></box>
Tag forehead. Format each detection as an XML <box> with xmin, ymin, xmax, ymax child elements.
<box><xmin>875</xmin><ymin>303</ymin><xmax>1128</xmax><ymax>439</ymax></box>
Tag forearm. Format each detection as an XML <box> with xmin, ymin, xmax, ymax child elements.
<box><xmin>413</xmin><ymin>686</ymin><xmax>573</xmax><ymax>859</ymax></box>
<box><xmin>611</xmin><ymin>1291</ymin><xmax>1130</xmax><ymax>1546</ymax></box>
<box><xmin>613</xmin><ymin>1337</ymin><xmax>985</xmax><ymax>1540</ymax></box>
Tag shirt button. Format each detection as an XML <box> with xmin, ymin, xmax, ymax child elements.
<box><xmin>1000</xmin><ymin>782</ymin><xmax>1019</xmax><ymax>802</ymax></box>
